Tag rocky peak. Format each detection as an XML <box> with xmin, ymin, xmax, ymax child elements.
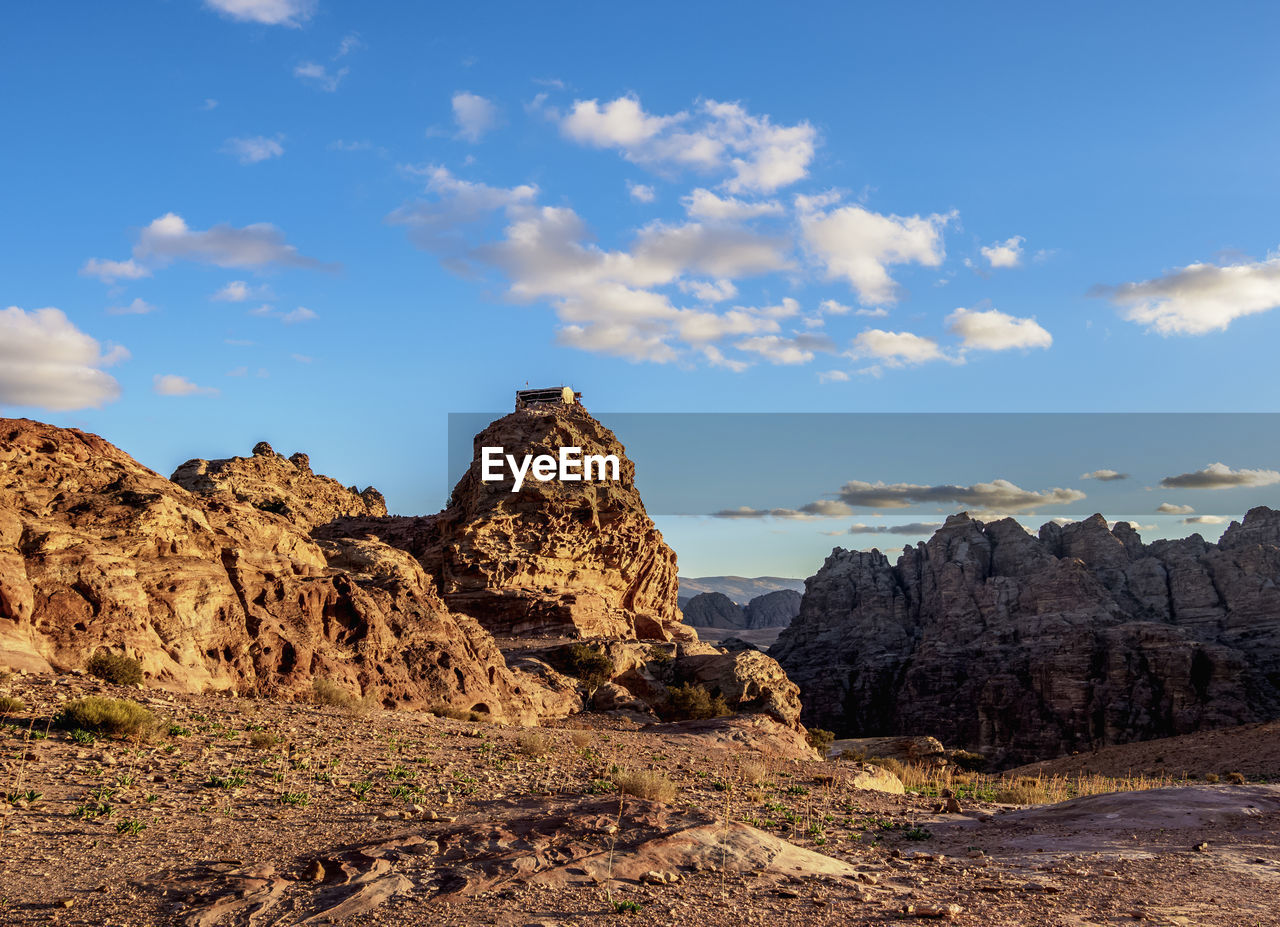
<box><xmin>171</xmin><ymin>443</ymin><xmax>387</xmax><ymax>530</ymax></box>
<box><xmin>419</xmin><ymin>402</ymin><xmax>689</xmax><ymax>641</ymax></box>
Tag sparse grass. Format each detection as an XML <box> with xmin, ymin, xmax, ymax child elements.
<box><xmin>0</xmin><ymin>695</ymin><xmax>26</xmax><ymax>715</ymax></box>
<box><xmin>613</xmin><ymin>899</ymin><xmax>644</xmax><ymax>914</ymax></box>
<box><xmin>247</xmin><ymin>730</ymin><xmax>276</xmax><ymax>749</ymax></box>
<box><xmin>428</xmin><ymin>704</ymin><xmax>489</xmax><ymax>723</ymax></box>
<box><xmin>612</xmin><ymin>768</ymin><xmax>677</xmax><ymax>803</ymax></box>
<box><xmin>659</xmin><ymin>682</ymin><xmax>731</xmax><ymax>721</ymax></box>
<box><xmin>311</xmin><ymin>678</ymin><xmax>374</xmax><ymax>715</ymax></box>
<box><xmin>206</xmin><ymin>769</ymin><xmax>247</xmax><ymax>789</ymax></box>
<box><xmin>115</xmin><ymin>818</ymin><xmax>146</xmax><ymax>836</ymax></box>
<box><xmin>55</xmin><ymin>697</ymin><xmax>155</xmax><ymax>738</ymax></box>
<box><xmin>278</xmin><ymin>791</ymin><xmax>310</xmax><ymax>806</ymax></box>
<box><xmin>740</xmin><ymin>760</ymin><xmax>769</xmax><ymax>786</ymax></box>
<box><xmin>86</xmin><ymin>651</ymin><xmax>144</xmax><ymax>687</ymax></box>
<box><xmin>516</xmin><ymin>730</ymin><xmax>551</xmax><ymax>757</ymax></box>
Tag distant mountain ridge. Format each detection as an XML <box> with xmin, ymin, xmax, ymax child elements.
<box><xmin>678</xmin><ymin>575</ymin><xmax>806</xmax><ymax>606</ymax></box>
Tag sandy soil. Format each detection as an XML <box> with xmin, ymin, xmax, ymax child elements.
<box><xmin>2</xmin><ymin>672</ymin><xmax>1279</xmax><ymax>926</ymax></box>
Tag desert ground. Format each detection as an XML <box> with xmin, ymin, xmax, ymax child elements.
<box><xmin>3</xmin><ymin>670</ymin><xmax>1279</xmax><ymax>927</ymax></box>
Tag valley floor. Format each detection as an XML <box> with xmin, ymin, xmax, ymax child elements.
<box><xmin>2</xmin><ymin>673</ymin><xmax>1279</xmax><ymax>926</ymax></box>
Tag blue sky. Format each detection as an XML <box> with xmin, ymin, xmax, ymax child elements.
<box><xmin>4</xmin><ymin>1</ymin><xmax>1280</xmax><ymax>576</ymax></box>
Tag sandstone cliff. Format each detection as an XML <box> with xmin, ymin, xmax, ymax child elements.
<box><xmin>0</xmin><ymin>418</ymin><xmax>551</xmax><ymax>723</ymax></box>
<box><xmin>171</xmin><ymin>442</ymin><xmax>386</xmax><ymax>530</ymax></box>
<box><xmin>771</xmin><ymin>510</ymin><xmax>1280</xmax><ymax>766</ymax></box>
<box><xmin>326</xmin><ymin>403</ymin><xmax>692</xmax><ymax>642</ymax></box>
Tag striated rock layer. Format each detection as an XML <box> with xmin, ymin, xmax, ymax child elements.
<box><xmin>682</xmin><ymin>589</ymin><xmax>801</xmax><ymax>631</ymax></box>
<box><xmin>0</xmin><ymin>418</ymin><xmax>555</xmax><ymax>723</ymax></box>
<box><xmin>771</xmin><ymin>510</ymin><xmax>1280</xmax><ymax>766</ymax></box>
<box><xmin>326</xmin><ymin>403</ymin><xmax>692</xmax><ymax>642</ymax></box>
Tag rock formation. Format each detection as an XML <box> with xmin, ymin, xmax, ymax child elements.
<box><xmin>771</xmin><ymin>510</ymin><xmax>1280</xmax><ymax>766</ymax></box>
<box><xmin>171</xmin><ymin>441</ymin><xmax>387</xmax><ymax>530</ymax></box>
<box><xmin>681</xmin><ymin>589</ymin><xmax>800</xmax><ymax>630</ymax></box>
<box><xmin>0</xmin><ymin>418</ymin><xmax>557</xmax><ymax>723</ymax></box>
<box><xmin>743</xmin><ymin>589</ymin><xmax>802</xmax><ymax>628</ymax></box>
<box><xmin>326</xmin><ymin>402</ymin><xmax>692</xmax><ymax>642</ymax></box>
<box><xmin>681</xmin><ymin>592</ymin><xmax>744</xmax><ymax>629</ymax></box>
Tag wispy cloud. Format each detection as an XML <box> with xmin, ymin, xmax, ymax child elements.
<box><xmin>1160</xmin><ymin>462</ymin><xmax>1280</xmax><ymax>489</ymax></box>
<box><xmin>223</xmin><ymin>135</ymin><xmax>284</xmax><ymax>164</ymax></box>
<box><xmin>203</xmin><ymin>0</ymin><xmax>315</xmax><ymax>27</ymax></box>
<box><xmin>452</xmin><ymin>91</ymin><xmax>500</xmax><ymax>142</ymax></box>
<box><xmin>153</xmin><ymin>374</ymin><xmax>218</xmax><ymax>397</ymax></box>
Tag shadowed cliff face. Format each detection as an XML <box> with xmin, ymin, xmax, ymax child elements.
<box><xmin>770</xmin><ymin>509</ymin><xmax>1280</xmax><ymax>766</ymax></box>
<box><xmin>0</xmin><ymin>418</ymin><xmax>553</xmax><ymax>722</ymax></box>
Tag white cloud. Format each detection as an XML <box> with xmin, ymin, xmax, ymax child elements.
<box><xmin>133</xmin><ymin>212</ymin><xmax>327</xmax><ymax>270</ymax></box>
<box><xmin>1157</xmin><ymin>502</ymin><xmax>1195</xmax><ymax>514</ymax></box>
<box><xmin>683</xmin><ymin>188</ymin><xmax>784</xmax><ymax>221</ymax></box>
<box><xmin>335</xmin><ymin>33</ymin><xmax>363</xmax><ymax>58</ymax></box>
<box><xmin>798</xmin><ymin>200</ymin><xmax>954</xmax><ymax>305</ymax></box>
<box><xmin>818</xmin><ymin>299</ymin><xmax>851</xmax><ymax>315</ymax></box>
<box><xmin>734</xmin><ymin>333</ymin><xmax>831</xmax><ymax>366</ymax></box>
<box><xmin>0</xmin><ymin>307</ymin><xmax>126</xmax><ymax>410</ymax></box>
<box><xmin>212</xmin><ymin>280</ymin><xmax>271</xmax><ymax>302</ymax></box>
<box><xmin>559</xmin><ymin>96</ymin><xmax>817</xmax><ymax>194</ymax></box>
<box><xmin>1184</xmin><ymin>515</ymin><xmax>1229</xmax><ymax>525</ymax></box>
<box><xmin>818</xmin><ymin>369</ymin><xmax>850</xmax><ymax>383</ymax></box>
<box><xmin>294</xmin><ymin>62</ymin><xmax>348</xmax><ymax>92</ymax></box>
<box><xmin>153</xmin><ymin>374</ymin><xmax>218</xmax><ymax>397</ymax></box>
<box><xmin>847</xmin><ymin>521</ymin><xmax>942</xmax><ymax>535</ymax></box>
<box><xmin>1160</xmin><ymin>462</ymin><xmax>1280</xmax><ymax>489</ymax></box>
<box><xmin>223</xmin><ymin>135</ymin><xmax>284</xmax><ymax>164</ymax></box>
<box><xmin>281</xmin><ymin>306</ymin><xmax>317</xmax><ymax>324</ymax></box>
<box><xmin>452</xmin><ymin>92</ymin><xmax>499</xmax><ymax>142</ymax></box>
<box><xmin>1080</xmin><ymin>469</ymin><xmax>1129</xmax><ymax>481</ymax></box>
<box><xmin>627</xmin><ymin>181</ymin><xmax>656</xmax><ymax>203</ymax></box>
<box><xmin>203</xmin><ymin>0</ymin><xmax>314</xmax><ymax>26</ymax></box>
<box><xmin>290</xmin><ymin>353</ymin><xmax>313</xmax><ymax>363</ymax></box>
<box><xmin>824</xmin><ymin>478</ymin><xmax>1085</xmax><ymax>513</ymax></box>
<box><xmin>679</xmin><ymin>279</ymin><xmax>737</xmax><ymax>303</ymax></box>
<box><xmin>980</xmin><ymin>235</ymin><xmax>1024</xmax><ymax>268</ymax></box>
<box><xmin>701</xmin><ymin>345</ymin><xmax>749</xmax><ymax>373</ymax></box>
<box><xmin>1101</xmin><ymin>254</ymin><xmax>1280</xmax><ymax>335</ymax></box>
<box><xmin>227</xmin><ymin>366</ymin><xmax>248</xmax><ymax>377</ymax></box>
<box><xmin>202</xmin><ymin>98</ymin><xmax>219</xmax><ymax>110</ymax></box>
<box><xmin>106</xmin><ymin>298</ymin><xmax>157</xmax><ymax>316</ymax></box>
<box><xmin>946</xmin><ymin>307</ymin><xmax>1052</xmax><ymax>352</ymax></box>
<box><xmin>851</xmin><ymin>329</ymin><xmax>945</xmax><ymax>367</ymax></box>
<box><xmin>80</xmin><ymin>257</ymin><xmax>150</xmax><ymax>283</ymax></box>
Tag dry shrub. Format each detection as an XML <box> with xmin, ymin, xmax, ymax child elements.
<box><xmin>247</xmin><ymin>730</ymin><xmax>276</xmax><ymax>749</ymax></box>
<box><xmin>428</xmin><ymin>704</ymin><xmax>489</xmax><ymax>723</ymax></box>
<box><xmin>516</xmin><ymin>730</ymin><xmax>551</xmax><ymax>757</ymax></box>
<box><xmin>570</xmin><ymin>729</ymin><xmax>593</xmax><ymax>749</ymax></box>
<box><xmin>311</xmin><ymin>678</ymin><xmax>375</xmax><ymax>715</ymax></box>
<box><xmin>1204</xmin><ymin>773</ymin><xmax>1220</xmax><ymax>784</ymax></box>
<box><xmin>612</xmin><ymin>768</ymin><xmax>677</xmax><ymax>803</ymax></box>
<box><xmin>0</xmin><ymin>695</ymin><xmax>26</xmax><ymax>715</ymax></box>
<box><xmin>739</xmin><ymin>760</ymin><xmax>769</xmax><ymax>786</ymax></box>
<box><xmin>57</xmin><ymin>697</ymin><xmax>155</xmax><ymax>737</ymax></box>
<box><xmin>86</xmin><ymin>651</ymin><xmax>144</xmax><ymax>687</ymax></box>
<box><xmin>1226</xmin><ymin>771</ymin><xmax>1246</xmax><ymax>785</ymax></box>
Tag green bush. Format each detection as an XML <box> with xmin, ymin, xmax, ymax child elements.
<box><xmin>559</xmin><ymin>643</ymin><xmax>614</xmax><ymax>692</ymax></box>
<box><xmin>660</xmin><ymin>682</ymin><xmax>731</xmax><ymax>721</ymax></box>
<box><xmin>806</xmin><ymin>728</ymin><xmax>835</xmax><ymax>753</ymax></box>
<box><xmin>86</xmin><ymin>651</ymin><xmax>144</xmax><ymax>686</ymax></box>
<box><xmin>56</xmin><ymin>697</ymin><xmax>155</xmax><ymax>737</ymax></box>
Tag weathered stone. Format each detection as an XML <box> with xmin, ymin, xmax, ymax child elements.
<box><xmin>772</xmin><ymin>510</ymin><xmax>1280</xmax><ymax>765</ymax></box>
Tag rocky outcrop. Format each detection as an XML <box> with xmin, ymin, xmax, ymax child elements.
<box><xmin>742</xmin><ymin>589</ymin><xmax>801</xmax><ymax>628</ymax></box>
<box><xmin>0</xmin><ymin>418</ymin><xmax>547</xmax><ymax>723</ymax></box>
<box><xmin>681</xmin><ymin>589</ymin><xmax>800</xmax><ymax>631</ymax></box>
<box><xmin>771</xmin><ymin>510</ymin><xmax>1280</xmax><ymax>766</ymax></box>
<box><xmin>325</xmin><ymin>403</ymin><xmax>692</xmax><ymax>642</ymax></box>
<box><xmin>681</xmin><ymin>592</ymin><xmax>744</xmax><ymax>629</ymax></box>
<box><xmin>171</xmin><ymin>441</ymin><xmax>387</xmax><ymax>531</ymax></box>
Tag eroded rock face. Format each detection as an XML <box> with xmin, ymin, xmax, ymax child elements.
<box><xmin>771</xmin><ymin>510</ymin><xmax>1280</xmax><ymax>766</ymax></box>
<box><xmin>172</xmin><ymin>442</ymin><xmax>387</xmax><ymax>530</ymax></box>
<box><xmin>331</xmin><ymin>404</ymin><xmax>691</xmax><ymax>642</ymax></box>
<box><xmin>681</xmin><ymin>591</ymin><xmax>744</xmax><ymax>629</ymax></box>
<box><xmin>0</xmin><ymin>418</ymin><xmax>540</xmax><ymax>723</ymax></box>
<box><xmin>743</xmin><ymin>589</ymin><xmax>801</xmax><ymax>629</ymax></box>
<box><xmin>681</xmin><ymin>589</ymin><xmax>800</xmax><ymax>631</ymax></box>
